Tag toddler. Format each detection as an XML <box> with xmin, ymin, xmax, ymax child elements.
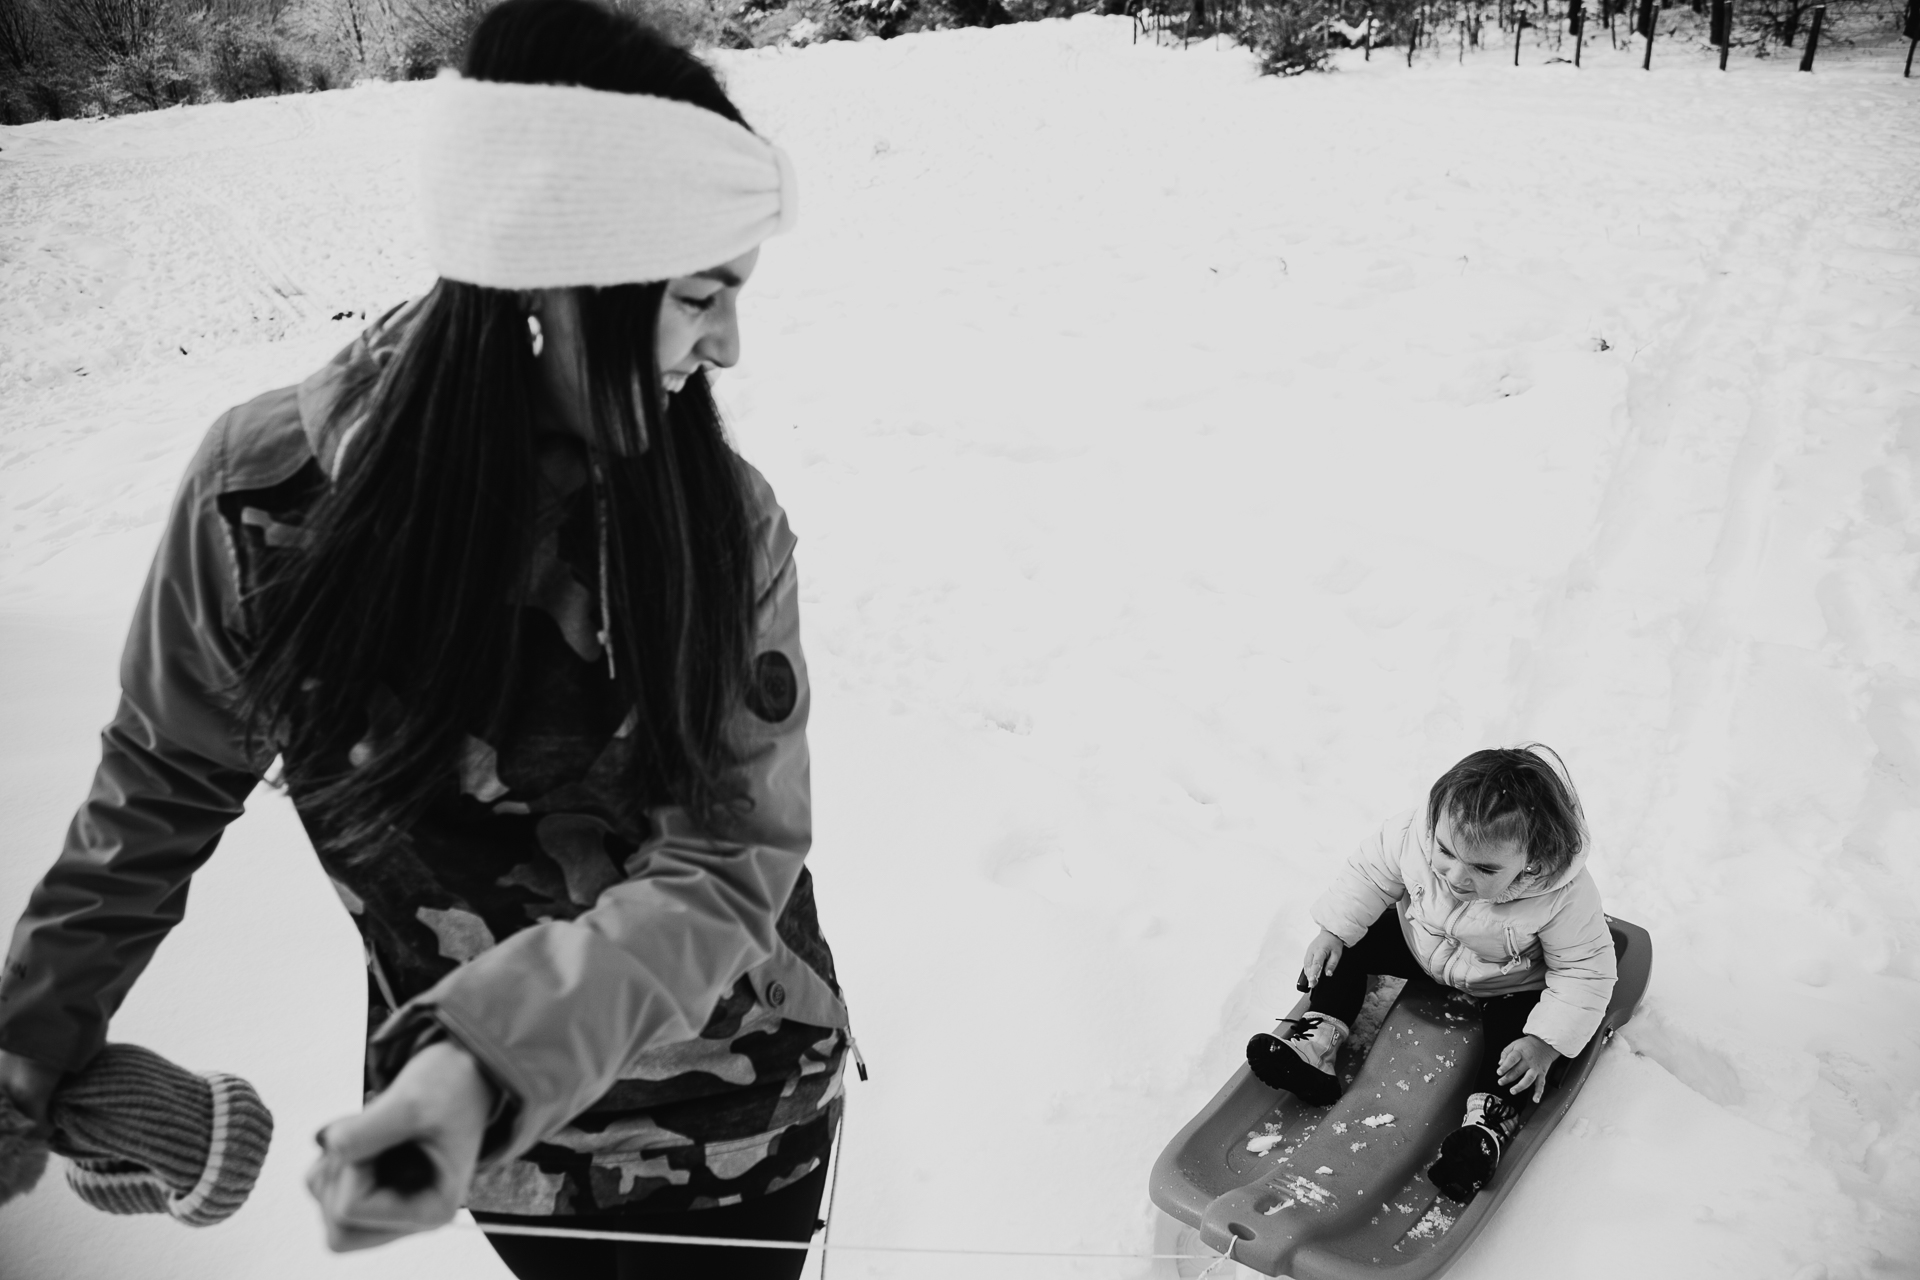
<box><xmin>1246</xmin><ymin>745</ymin><xmax>1617</xmax><ymax>1203</ymax></box>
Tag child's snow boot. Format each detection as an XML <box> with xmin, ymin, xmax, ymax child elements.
<box><xmin>1245</xmin><ymin>1012</ymin><xmax>1349</xmax><ymax>1106</ymax></box>
<box><xmin>1426</xmin><ymin>1091</ymin><xmax>1521</xmax><ymax>1203</ymax></box>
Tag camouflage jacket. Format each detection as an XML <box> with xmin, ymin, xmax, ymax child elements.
<box><xmin>0</xmin><ymin>306</ymin><xmax>848</xmax><ymax>1217</ymax></box>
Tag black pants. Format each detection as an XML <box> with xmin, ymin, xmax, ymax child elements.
<box><xmin>1308</xmin><ymin>909</ymin><xmax>1544</xmax><ymax>1100</ymax></box>
<box><xmin>475</xmin><ymin>1163</ymin><xmax>830</xmax><ymax>1280</ymax></box>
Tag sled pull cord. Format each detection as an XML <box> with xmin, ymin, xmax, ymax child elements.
<box><xmin>1197</xmin><ymin>1234</ymin><xmax>1239</xmax><ymax>1278</ymax></box>
<box><xmin>818</xmin><ymin>1090</ymin><xmax>848</xmax><ymax>1280</ymax></box>
<box><xmin>458</xmin><ymin>1218</ymin><xmax>1215</xmax><ymax>1260</ymax></box>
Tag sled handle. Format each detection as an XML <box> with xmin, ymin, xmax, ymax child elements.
<box><xmin>371</xmin><ymin>1140</ymin><xmax>438</xmax><ymax>1196</ymax></box>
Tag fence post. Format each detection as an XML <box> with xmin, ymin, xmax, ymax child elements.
<box><xmin>1798</xmin><ymin>3</ymin><xmax>1823</xmax><ymax>68</ymax></box>
<box><xmin>1637</xmin><ymin>0</ymin><xmax>1655</xmax><ymax>65</ymax></box>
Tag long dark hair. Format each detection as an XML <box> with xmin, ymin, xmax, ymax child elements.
<box><xmin>236</xmin><ymin>0</ymin><xmax>759</xmax><ymax>859</ymax></box>
<box><xmin>1426</xmin><ymin>744</ymin><xmax>1586</xmax><ymax>881</ymax></box>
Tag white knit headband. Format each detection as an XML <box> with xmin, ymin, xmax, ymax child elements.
<box><xmin>417</xmin><ymin>72</ymin><xmax>798</xmax><ymax>290</ymax></box>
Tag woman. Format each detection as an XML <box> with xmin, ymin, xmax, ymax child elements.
<box><xmin>0</xmin><ymin>2</ymin><xmax>847</xmax><ymax>1275</ymax></box>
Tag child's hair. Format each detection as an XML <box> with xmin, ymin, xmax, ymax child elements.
<box><xmin>1426</xmin><ymin>744</ymin><xmax>1586</xmax><ymax>881</ymax></box>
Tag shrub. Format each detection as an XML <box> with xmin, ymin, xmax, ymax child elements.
<box><xmin>391</xmin><ymin>0</ymin><xmax>486</xmax><ymax>69</ymax></box>
<box><xmin>0</xmin><ymin>69</ymin><xmax>59</xmax><ymax>122</ymax></box>
<box><xmin>30</xmin><ymin>74</ymin><xmax>76</xmax><ymax>116</ymax></box>
<box><xmin>99</xmin><ymin>36</ymin><xmax>197</xmax><ymax>109</ymax></box>
<box><xmin>1245</xmin><ymin>0</ymin><xmax>1331</xmax><ymax>72</ymax></box>
<box><xmin>921</xmin><ymin>0</ymin><xmax>1015</xmax><ymax>24</ymax></box>
<box><xmin>618</xmin><ymin>0</ymin><xmax>730</xmax><ymax>47</ymax></box>
<box><xmin>206</xmin><ymin>20</ymin><xmax>301</xmax><ymax>97</ymax></box>
<box><xmin>1000</xmin><ymin>0</ymin><xmax>1090</xmax><ymax>19</ymax></box>
<box><xmin>831</xmin><ymin>0</ymin><xmax>911</xmax><ymax>34</ymax></box>
<box><xmin>396</xmin><ymin>33</ymin><xmax>440</xmax><ymax>75</ymax></box>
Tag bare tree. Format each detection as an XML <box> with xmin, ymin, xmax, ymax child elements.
<box><xmin>50</xmin><ymin>0</ymin><xmax>170</xmax><ymax>59</ymax></box>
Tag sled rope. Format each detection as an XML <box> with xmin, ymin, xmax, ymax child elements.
<box><xmin>451</xmin><ymin>1079</ymin><xmax>1220</xmax><ymax>1266</ymax></box>
<box><xmin>1196</xmin><ymin>1234</ymin><xmax>1238</xmax><ymax>1277</ymax></box>
<box><xmin>460</xmin><ymin>1221</ymin><xmax>1215</xmax><ymax>1260</ymax></box>
<box><xmin>818</xmin><ymin>1098</ymin><xmax>845</xmax><ymax>1278</ymax></box>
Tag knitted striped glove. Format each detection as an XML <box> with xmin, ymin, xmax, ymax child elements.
<box><xmin>0</xmin><ymin>1044</ymin><xmax>272</xmax><ymax>1226</ymax></box>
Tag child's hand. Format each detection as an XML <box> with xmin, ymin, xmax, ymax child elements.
<box><xmin>1302</xmin><ymin>929</ymin><xmax>1346</xmax><ymax>988</ymax></box>
<box><xmin>1497</xmin><ymin>1035</ymin><xmax>1560</xmax><ymax>1103</ymax></box>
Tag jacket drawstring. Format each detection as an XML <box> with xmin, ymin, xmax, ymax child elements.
<box><xmin>848</xmin><ymin>1028</ymin><xmax>869</xmax><ymax>1082</ymax></box>
<box><xmin>592</xmin><ymin>464</ymin><xmax>616</xmax><ymax>682</ymax></box>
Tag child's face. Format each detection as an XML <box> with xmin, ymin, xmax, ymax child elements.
<box><xmin>1431</xmin><ymin>810</ymin><xmax>1531</xmax><ymax>900</ymax></box>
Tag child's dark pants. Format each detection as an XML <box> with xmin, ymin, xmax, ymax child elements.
<box><xmin>1307</xmin><ymin>909</ymin><xmax>1545</xmax><ymax>1102</ymax></box>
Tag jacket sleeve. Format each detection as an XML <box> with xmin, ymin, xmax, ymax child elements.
<box><xmin>0</xmin><ymin>418</ymin><xmax>263</xmax><ymax>1073</ymax></box>
<box><xmin>1310</xmin><ymin>812</ymin><xmax>1414</xmax><ymax>947</ymax></box>
<box><xmin>372</xmin><ymin>492</ymin><xmax>819</xmax><ymax>1166</ymax></box>
<box><xmin>1521</xmin><ymin>870</ymin><xmax>1617</xmax><ymax>1057</ymax></box>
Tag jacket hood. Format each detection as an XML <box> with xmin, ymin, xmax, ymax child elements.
<box><xmin>294</xmin><ymin>299</ymin><xmax>422</xmax><ymax>477</ymax></box>
<box><xmin>1500</xmin><ymin>838</ymin><xmax>1589</xmax><ymax>902</ymax></box>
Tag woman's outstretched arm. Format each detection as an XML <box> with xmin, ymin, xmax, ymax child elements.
<box><xmin>0</xmin><ymin>411</ymin><xmax>266</xmax><ymax>1076</ymax></box>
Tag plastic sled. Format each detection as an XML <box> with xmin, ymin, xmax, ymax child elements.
<box><xmin>1149</xmin><ymin>917</ymin><xmax>1652</xmax><ymax>1278</ymax></box>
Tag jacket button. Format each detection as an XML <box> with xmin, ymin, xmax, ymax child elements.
<box><xmin>767</xmin><ymin>981</ymin><xmax>787</xmax><ymax>1008</ymax></box>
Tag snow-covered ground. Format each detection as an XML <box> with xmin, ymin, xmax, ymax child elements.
<box><xmin>2</xmin><ymin>17</ymin><xmax>1917</xmax><ymax>1279</ymax></box>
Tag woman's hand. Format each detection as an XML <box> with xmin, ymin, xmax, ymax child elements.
<box><xmin>0</xmin><ymin>1049</ymin><xmax>60</xmax><ymax>1128</ymax></box>
<box><xmin>1497</xmin><ymin>1034</ymin><xmax>1560</xmax><ymax>1103</ymax></box>
<box><xmin>1302</xmin><ymin>929</ymin><xmax>1346</xmax><ymax>988</ymax></box>
<box><xmin>306</xmin><ymin>1039</ymin><xmax>495</xmax><ymax>1252</ymax></box>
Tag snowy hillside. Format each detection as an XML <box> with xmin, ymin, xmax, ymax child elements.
<box><xmin>2</xmin><ymin>17</ymin><xmax>1917</xmax><ymax>1279</ymax></box>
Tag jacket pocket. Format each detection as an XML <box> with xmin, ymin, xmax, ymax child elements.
<box><xmin>1499</xmin><ymin>923</ymin><xmax>1541</xmax><ymax>974</ymax></box>
<box><xmin>1500</xmin><ymin>925</ymin><xmax>1523</xmax><ymax>973</ymax></box>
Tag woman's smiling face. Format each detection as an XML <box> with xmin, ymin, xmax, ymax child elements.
<box><xmin>533</xmin><ymin>244</ymin><xmax>761</xmax><ymax>444</ymax></box>
<box><xmin>655</xmin><ymin>245</ymin><xmax>759</xmax><ymax>396</ymax></box>
<box><xmin>1431</xmin><ymin>809</ymin><xmax>1531</xmax><ymax>901</ymax></box>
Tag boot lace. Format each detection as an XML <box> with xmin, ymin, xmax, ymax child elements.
<box><xmin>1465</xmin><ymin>1092</ymin><xmax>1517</xmax><ymax>1134</ymax></box>
<box><xmin>1276</xmin><ymin>1013</ymin><xmax>1327</xmax><ymax>1044</ymax></box>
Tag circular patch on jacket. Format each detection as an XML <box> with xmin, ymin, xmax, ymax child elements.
<box><xmin>746</xmin><ymin>651</ymin><xmax>797</xmax><ymax>723</ymax></box>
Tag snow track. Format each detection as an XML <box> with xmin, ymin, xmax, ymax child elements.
<box><xmin>1490</xmin><ymin>98</ymin><xmax>1920</xmax><ymax>1275</ymax></box>
<box><xmin>2</xmin><ymin>21</ymin><xmax>1918</xmax><ymax>1279</ymax></box>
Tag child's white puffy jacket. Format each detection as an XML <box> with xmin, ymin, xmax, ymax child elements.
<box><xmin>1311</xmin><ymin>809</ymin><xmax>1618</xmax><ymax>1057</ymax></box>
